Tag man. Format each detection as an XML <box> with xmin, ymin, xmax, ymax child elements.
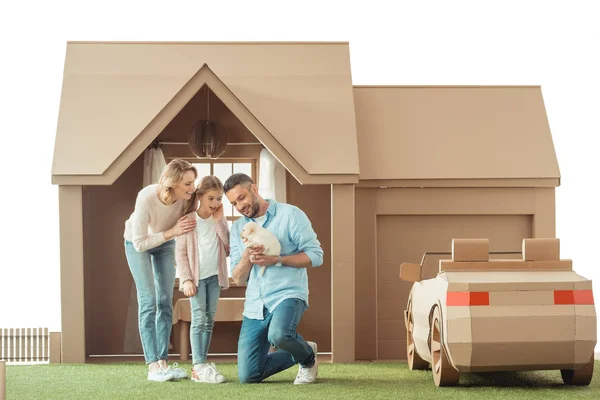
<box><xmin>224</xmin><ymin>173</ymin><xmax>324</xmax><ymax>384</ymax></box>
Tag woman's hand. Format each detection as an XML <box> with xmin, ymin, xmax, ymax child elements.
<box><xmin>172</xmin><ymin>215</ymin><xmax>196</xmax><ymax>236</ymax></box>
<box><xmin>182</xmin><ymin>280</ymin><xmax>197</xmax><ymax>297</ymax></box>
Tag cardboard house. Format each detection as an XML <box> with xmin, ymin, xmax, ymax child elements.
<box><xmin>51</xmin><ymin>41</ymin><xmax>560</xmax><ymax>363</ymax></box>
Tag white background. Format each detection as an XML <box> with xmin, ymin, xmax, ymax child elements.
<box><xmin>0</xmin><ymin>0</ymin><xmax>598</xmax><ymax>347</ymax></box>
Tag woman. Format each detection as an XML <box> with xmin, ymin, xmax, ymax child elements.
<box><xmin>124</xmin><ymin>159</ymin><xmax>198</xmax><ymax>382</ymax></box>
<box><xmin>176</xmin><ymin>176</ymin><xmax>230</xmax><ymax>383</ymax></box>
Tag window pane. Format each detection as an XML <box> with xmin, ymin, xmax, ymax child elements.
<box><xmin>234</xmin><ymin>162</ymin><xmax>252</xmax><ymax>178</ymax></box>
<box><xmin>192</xmin><ymin>163</ymin><xmax>211</xmax><ymax>187</ymax></box>
<box><xmin>214</xmin><ymin>163</ymin><xmax>233</xmax><ymax>217</ymax></box>
<box><xmin>213</xmin><ymin>163</ymin><xmax>232</xmax><ymax>186</ymax></box>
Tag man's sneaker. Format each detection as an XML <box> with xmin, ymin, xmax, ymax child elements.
<box><xmin>294</xmin><ymin>341</ymin><xmax>318</xmax><ymax>384</ymax></box>
<box><xmin>165</xmin><ymin>362</ymin><xmax>188</xmax><ymax>379</ymax></box>
<box><xmin>191</xmin><ymin>363</ymin><xmax>226</xmax><ymax>383</ymax></box>
<box><xmin>148</xmin><ymin>368</ymin><xmax>175</xmax><ymax>382</ymax></box>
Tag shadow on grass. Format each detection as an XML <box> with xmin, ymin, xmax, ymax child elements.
<box><xmin>316</xmin><ymin>370</ymin><xmax>592</xmax><ymax>391</ymax></box>
<box><xmin>460</xmin><ymin>371</ymin><xmax>568</xmax><ymax>388</ymax></box>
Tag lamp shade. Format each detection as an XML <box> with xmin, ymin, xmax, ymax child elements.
<box><xmin>188</xmin><ymin>119</ymin><xmax>228</xmax><ymax>159</ymax></box>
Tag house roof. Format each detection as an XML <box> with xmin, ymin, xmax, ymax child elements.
<box><xmin>354</xmin><ymin>86</ymin><xmax>560</xmax><ymax>183</ymax></box>
<box><xmin>52</xmin><ymin>42</ymin><xmax>360</xmax><ymax>185</ymax></box>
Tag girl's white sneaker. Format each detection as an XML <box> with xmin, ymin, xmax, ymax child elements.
<box><xmin>148</xmin><ymin>368</ymin><xmax>175</xmax><ymax>382</ymax></box>
<box><xmin>165</xmin><ymin>362</ymin><xmax>188</xmax><ymax>379</ymax></box>
<box><xmin>191</xmin><ymin>363</ymin><xmax>226</xmax><ymax>383</ymax></box>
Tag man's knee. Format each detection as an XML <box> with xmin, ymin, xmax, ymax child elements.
<box><xmin>268</xmin><ymin>328</ymin><xmax>295</xmax><ymax>349</ymax></box>
<box><xmin>238</xmin><ymin>370</ymin><xmax>262</xmax><ymax>384</ymax></box>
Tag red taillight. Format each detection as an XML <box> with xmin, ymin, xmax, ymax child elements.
<box><xmin>447</xmin><ymin>291</ymin><xmax>490</xmax><ymax>306</ymax></box>
<box><xmin>554</xmin><ymin>290</ymin><xmax>594</xmax><ymax>305</ymax></box>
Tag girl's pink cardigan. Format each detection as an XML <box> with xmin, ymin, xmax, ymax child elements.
<box><xmin>175</xmin><ymin>212</ymin><xmax>230</xmax><ymax>290</ymax></box>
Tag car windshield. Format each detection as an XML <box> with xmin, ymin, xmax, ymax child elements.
<box><xmin>420</xmin><ymin>251</ymin><xmax>523</xmax><ymax>280</ymax></box>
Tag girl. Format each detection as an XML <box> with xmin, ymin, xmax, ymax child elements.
<box><xmin>176</xmin><ymin>175</ymin><xmax>230</xmax><ymax>383</ymax></box>
<box><xmin>124</xmin><ymin>159</ymin><xmax>198</xmax><ymax>382</ymax></box>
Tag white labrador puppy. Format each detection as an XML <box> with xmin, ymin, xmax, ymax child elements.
<box><xmin>240</xmin><ymin>221</ymin><xmax>281</xmax><ymax>277</ymax></box>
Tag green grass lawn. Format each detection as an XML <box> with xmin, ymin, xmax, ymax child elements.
<box><xmin>6</xmin><ymin>361</ymin><xmax>600</xmax><ymax>400</ymax></box>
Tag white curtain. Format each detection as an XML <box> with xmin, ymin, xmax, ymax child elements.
<box><xmin>258</xmin><ymin>148</ymin><xmax>286</xmax><ymax>203</ymax></box>
<box><xmin>143</xmin><ymin>146</ymin><xmax>167</xmax><ymax>187</ymax></box>
<box><xmin>123</xmin><ymin>146</ymin><xmax>167</xmax><ymax>354</ymax></box>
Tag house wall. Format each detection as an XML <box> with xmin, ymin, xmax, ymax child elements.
<box><xmin>355</xmin><ymin>186</ymin><xmax>555</xmax><ymax>360</ymax></box>
<box><xmin>83</xmin><ymin>156</ymin><xmax>143</xmax><ymax>356</ymax></box>
<box><xmin>285</xmin><ymin>173</ymin><xmax>332</xmax><ymax>352</ymax></box>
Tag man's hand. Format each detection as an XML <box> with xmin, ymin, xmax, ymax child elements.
<box><xmin>250</xmin><ymin>254</ymin><xmax>278</xmax><ymax>267</ymax></box>
<box><xmin>182</xmin><ymin>280</ymin><xmax>197</xmax><ymax>297</ymax></box>
<box><xmin>247</xmin><ymin>244</ymin><xmax>270</xmax><ymax>265</ymax></box>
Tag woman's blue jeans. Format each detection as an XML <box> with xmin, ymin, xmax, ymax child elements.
<box><xmin>189</xmin><ymin>274</ymin><xmax>221</xmax><ymax>364</ymax></box>
<box><xmin>124</xmin><ymin>240</ymin><xmax>176</xmax><ymax>364</ymax></box>
<box><xmin>237</xmin><ymin>298</ymin><xmax>315</xmax><ymax>383</ymax></box>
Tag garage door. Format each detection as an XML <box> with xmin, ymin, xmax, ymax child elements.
<box><xmin>376</xmin><ymin>214</ymin><xmax>533</xmax><ymax>360</ymax></box>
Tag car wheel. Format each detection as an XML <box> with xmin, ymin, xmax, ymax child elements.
<box><xmin>407</xmin><ymin>301</ymin><xmax>429</xmax><ymax>370</ymax></box>
<box><xmin>561</xmin><ymin>356</ymin><xmax>594</xmax><ymax>386</ymax></box>
<box><xmin>431</xmin><ymin>306</ymin><xmax>459</xmax><ymax>387</ymax></box>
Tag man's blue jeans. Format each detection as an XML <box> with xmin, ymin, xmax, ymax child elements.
<box><xmin>124</xmin><ymin>240</ymin><xmax>176</xmax><ymax>364</ymax></box>
<box><xmin>237</xmin><ymin>298</ymin><xmax>315</xmax><ymax>383</ymax></box>
<box><xmin>190</xmin><ymin>274</ymin><xmax>221</xmax><ymax>365</ymax></box>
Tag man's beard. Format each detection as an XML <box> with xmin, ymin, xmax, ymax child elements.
<box><xmin>247</xmin><ymin>194</ymin><xmax>260</xmax><ymax>218</ymax></box>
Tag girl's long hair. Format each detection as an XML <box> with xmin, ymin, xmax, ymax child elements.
<box><xmin>186</xmin><ymin>175</ymin><xmax>224</xmax><ymax>214</ymax></box>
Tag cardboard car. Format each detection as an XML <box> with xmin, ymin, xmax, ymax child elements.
<box><xmin>400</xmin><ymin>238</ymin><xmax>596</xmax><ymax>386</ymax></box>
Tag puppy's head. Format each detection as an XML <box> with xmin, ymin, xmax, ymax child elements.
<box><xmin>241</xmin><ymin>221</ymin><xmax>258</xmax><ymax>243</ymax></box>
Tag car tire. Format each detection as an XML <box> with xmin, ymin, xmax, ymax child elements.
<box><xmin>561</xmin><ymin>356</ymin><xmax>594</xmax><ymax>386</ymax></box>
<box><xmin>431</xmin><ymin>306</ymin><xmax>459</xmax><ymax>387</ymax></box>
<box><xmin>407</xmin><ymin>301</ymin><xmax>429</xmax><ymax>370</ymax></box>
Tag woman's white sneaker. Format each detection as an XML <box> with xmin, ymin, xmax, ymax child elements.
<box><xmin>165</xmin><ymin>362</ymin><xmax>188</xmax><ymax>379</ymax></box>
<box><xmin>148</xmin><ymin>368</ymin><xmax>175</xmax><ymax>382</ymax></box>
<box><xmin>294</xmin><ymin>341</ymin><xmax>318</xmax><ymax>384</ymax></box>
<box><xmin>191</xmin><ymin>363</ymin><xmax>226</xmax><ymax>383</ymax></box>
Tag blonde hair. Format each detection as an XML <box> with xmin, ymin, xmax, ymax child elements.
<box><xmin>157</xmin><ymin>159</ymin><xmax>198</xmax><ymax>206</ymax></box>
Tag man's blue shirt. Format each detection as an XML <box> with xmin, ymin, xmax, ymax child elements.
<box><xmin>229</xmin><ymin>200</ymin><xmax>324</xmax><ymax>320</ymax></box>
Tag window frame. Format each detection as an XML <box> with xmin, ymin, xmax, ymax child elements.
<box><xmin>167</xmin><ymin>157</ymin><xmax>257</xmax><ymax>223</ymax></box>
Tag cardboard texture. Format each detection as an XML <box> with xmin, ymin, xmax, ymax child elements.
<box><xmin>51</xmin><ymin>42</ymin><xmax>564</xmax><ymax>364</ymax></box>
<box><xmin>50</xmin><ymin>332</ymin><xmax>61</xmax><ymax>364</ymax></box>
<box><xmin>401</xmin><ymin>238</ymin><xmax>596</xmax><ymax>386</ymax></box>
<box><xmin>523</xmin><ymin>238</ymin><xmax>560</xmax><ymax>260</ymax></box>
<box><xmin>331</xmin><ymin>184</ymin><xmax>356</xmax><ymax>363</ymax></box>
<box><xmin>59</xmin><ymin>186</ymin><xmax>86</xmax><ymax>363</ymax></box>
<box><xmin>452</xmin><ymin>239</ymin><xmax>489</xmax><ymax>262</ymax></box>
<box><xmin>400</xmin><ymin>263</ymin><xmax>422</xmax><ymax>282</ymax></box>
<box><xmin>354</xmin><ymin>86</ymin><xmax>560</xmax><ymax>181</ymax></box>
<box><xmin>440</xmin><ymin>259</ymin><xmax>573</xmax><ymax>272</ymax></box>
<box><xmin>53</xmin><ymin>42</ymin><xmax>359</xmax><ymax>180</ymax></box>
